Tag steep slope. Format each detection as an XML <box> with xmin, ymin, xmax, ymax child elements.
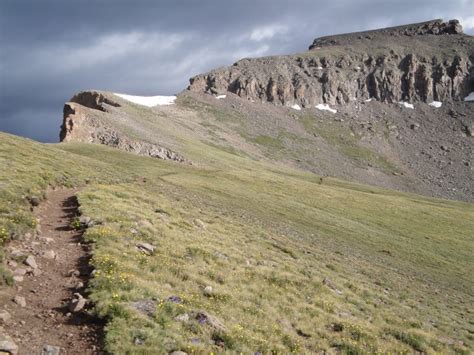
<box><xmin>1</xmin><ymin>132</ymin><xmax>473</xmax><ymax>353</ymax></box>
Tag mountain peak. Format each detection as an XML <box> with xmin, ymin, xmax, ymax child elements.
<box><xmin>309</xmin><ymin>19</ymin><xmax>464</xmax><ymax>50</ymax></box>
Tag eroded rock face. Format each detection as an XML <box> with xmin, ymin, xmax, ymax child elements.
<box><xmin>60</xmin><ymin>91</ymin><xmax>186</xmax><ymax>163</ymax></box>
<box><xmin>188</xmin><ymin>20</ymin><xmax>473</xmax><ymax>107</ymax></box>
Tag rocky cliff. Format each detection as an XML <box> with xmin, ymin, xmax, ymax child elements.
<box><xmin>188</xmin><ymin>19</ymin><xmax>473</xmax><ymax>107</ymax></box>
<box><xmin>60</xmin><ymin>91</ymin><xmax>186</xmax><ymax>162</ymax></box>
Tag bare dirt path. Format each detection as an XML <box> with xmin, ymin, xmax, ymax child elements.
<box><xmin>0</xmin><ymin>188</ymin><xmax>103</xmax><ymax>354</ymax></box>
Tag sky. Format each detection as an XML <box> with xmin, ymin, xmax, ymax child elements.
<box><xmin>1</xmin><ymin>0</ymin><xmax>473</xmax><ymax>142</ymax></box>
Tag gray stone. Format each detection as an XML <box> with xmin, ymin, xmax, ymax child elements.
<box><xmin>68</xmin><ymin>293</ymin><xmax>86</xmax><ymax>313</ymax></box>
<box><xmin>24</xmin><ymin>255</ymin><xmax>38</xmax><ymax>269</ymax></box>
<box><xmin>29</xmin><ymin>196</ymin><xmax>40</xmax><ymax>207</ymax></box>
<box><xmin>203</xmin><ymin>286</ymin><xmax>213</xmax><ymax>296</ymax></box>
<box><xmin>174</xmin><ymin>313</ymin><xmax>189</xmax><ymax>322</ymax></box>
<box><xmin>12</xmin><ymin>276</ymin><xmax>23</xmax><ymax>283</ymax></box>
<box><xmin>42</xmin><ymin>250</ymin><xmax>56</xmax><ymax>260</ymax></box>
<box><xmin>136</xmin><ymin>242</ymin><xmax>156</xmax><ymax>255</ymax></box>
<box><xmin>13</xmin><ymin>296</ymin><xmax>26</xmax><ymax>308</ymax></box>
<box><xmin>170</xmin><ymin>352</ymin><xmax>187</xmax><ymax>355</ymax></box>
<box><xmin>0</xmin><ymin>333</ymin><xmax>18</xmax><ymax>355</ymax></box>
<box><xmin>13</xmin><ymin>269</ymin><xmax>26</xmax><ymax>276</ymax></box>
<box><xmin>194</xmin><ymin>312</ymin><xmax>227</xmax><ymax>332</ymax></box>
<box><xmin>193</xmin><ymin>219</ymin><xmax>206</xmax><ymax>229</ymax></box>
<box><xmin>0</xmin><ymin>311</ymin><xmax>11</xmax><ymax>324</ymax></box>
<box><xmin>42</xmin><ymin>345</ymin><xmax>61</xmax><ymax>355</ymax></box>
<box><xmin>130</xmin><ymin>299</ymin><xmax>157</xmax><ymax>318</ymax></box>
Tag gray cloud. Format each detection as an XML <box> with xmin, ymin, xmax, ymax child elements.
<box><xmin>1</xmin><ymin>0</ymin><xmax>473</xmax><ymax>142</ymax></box>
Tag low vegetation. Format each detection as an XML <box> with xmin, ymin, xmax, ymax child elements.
<box><xmin>0</xmin><ymin>131</ymin><xmax>473</xmax><ymax>353</ymax></box>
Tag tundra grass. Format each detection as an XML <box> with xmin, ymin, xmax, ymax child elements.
<box><xmin>1</xmin><ymin>131</ymin><xmax>473</xmax><ymax>353</ymax></box>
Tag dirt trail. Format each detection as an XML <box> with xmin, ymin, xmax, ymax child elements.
<box><xmin>0</xmin><ymin>188</ymin><xmax>103</xmax><ymax>354</ymax></box>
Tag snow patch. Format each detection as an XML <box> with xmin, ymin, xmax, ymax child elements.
<box><xmin>398</xmin><ymin>101</ymin><xmax>414</xmax><ymax>109</ymax></box>
<box><xmin>315</xmin><ymin>104</ymin><xmax>337</xmax><ymax>114</ymax></box>
<box><xmin>216</xmin><ymin>95</ymin><xmax>227</xmax><ymax>99</ymax></box>
<box><xmin>428</xmin><ymin>101</ymin><xmax>442</xmax><ymax>108</ymax></box>
<box><xmin>113</xmin><ymin>93</ymin><xmax>176</xmax><ymax>107</ymax></box>
<box><xmin>464</xmin><ymin>92</ymin><xmax>474</xmax><ymax>101</ymax></box>
<box><xmin>290</xmin><ymin>104</ymin><xmax>301</xmax><ymax>111</ymax></box>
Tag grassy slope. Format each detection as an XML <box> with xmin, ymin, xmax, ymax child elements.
<box><xmin>1</xmin><ymin>131</ymin><xmax>473</xmax><ymax>354</ymax></box>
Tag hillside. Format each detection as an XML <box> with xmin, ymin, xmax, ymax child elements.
<box><xmin>0</xmin><ymin>19</ymin><xmax>473</xmax><ymax>354</ymax></box>
<box><xmin>60</xmin><ymin>19</ymin><xmax>473</xmax><ymax>202</ymax></box>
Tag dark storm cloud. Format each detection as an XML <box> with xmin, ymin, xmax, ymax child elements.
<box><xmin>1</xmin><ymin>0</ymin><xmax>473</xmax><ymax>142</ymax></box>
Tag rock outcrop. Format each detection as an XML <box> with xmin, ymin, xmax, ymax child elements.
<box><xmin>188</xmin><ymin>19</ymin><xmax>473</xmax><ymax>107</ymax></box>
<box><xmin>60</xmin><ymin>91</ymin><xmax>186</xmax><ymax>162</ymax></box>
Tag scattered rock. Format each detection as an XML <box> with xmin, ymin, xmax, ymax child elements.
<box><xmin>410</xmin><ymin>123</ymin><xmax>420</xmax><ymax>130</ymax></box>
<box><xmin>193</xmin><ymin>219</ymin><xmax>206</xmax><ymax>229</ymax></box>
<box><xmin>203</xmin><ymin>286</ymin><xmax>213</xmax><ymax>296</ymax></box>
<box><xmin>67</xmin><ymin>269</ymin><xmax>81</xmax><ymax>277</ymax></box>
<box><xmin>12</xmin><ymin>276</ymin><xmax>24</xmax><ymax>283</ymax></box>
<box><xmin>13</xmin><ymin>296</ymin><xmax>26</xmax><ymax>308</ymax></box>
<box><xmin>174</xmin><ymin>313</ymin><xmax>189</xmax><ymax>322</ymax></box>
<box><xmin>166</xmin><ymin>296</ymin><xmax>181</xmax><ymax>304</ymax></box>
<box><xmin>194</xmin><ymin>312</ymin><xmax>227</xmax><ymax>332</ymax></box>
<box><xmin>130</xmin><ymin>299</ymin><xmax>157</xmax><ymax>318</ymax></box>
<box><xmin>68</xmin><ymin>293</ymin><xmax>86</xmax><ymax>313</ymax></box>
<box><xmin>42</xmin><ymin>250</ymin><xmax>56</xmax><ymax>260</ymax></box>
<box><xmin>41</xmin><ymin>345</ymin><xmax>61</xmax><ymax>355</ymax></box>
<box><xmin>13</xmin><ymin>268</ymin><xmax>27</xmax><ymax>276</ymax></box>
<box><xmin>170</xmin><ymin>351</ymin><xmax>187</xmax><ymax>355</ymax></box>
<box><xmin>6</xmin><ymin>261</ymin><xmax>17</xmax><ymax>268</ymax></box>
<box><xmin>0</xmin><ymin>332</ymin><xmax>18</xmax><ymax>355</ymax></box>
<box><xmin>79</xmin><ymin>216</ymin><xmax>91</xmax><ymax>226</ymax></box>
<box><xmin>133</xmin><ymin>337</ymin><xmax>145</xmax><ymax>346</ymax></box>
<box><xmin>24</xmin><ymin>255</ymin><xmax>38</xmax><ymax>269</ymax></box>
<box><xmin>0</xmin><ymin>311</ymin><xmax>11</xmax><ymax>324</ymax></box>
<box><xmin>32</xmin><ymin>268</ymin><xmax>43</xmax><ymax>277</ymax></box>
<box><xmin>322</xmin><ymin>277</ymin><xmax>343</xmax><ymax>294</ymax></box>
<box><xmin>28</xmin><ymin>196</ymin><xmax>40</xmax><ymax>207</ymax></box>
<box><xmin>136</xmin><ymin>242</ymin><xmax>156</xmax><ymax>255</ymax></box>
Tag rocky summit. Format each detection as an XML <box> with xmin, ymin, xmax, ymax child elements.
<box><xmin>188</xmin><ymin>19</ymin><xmax>472</xmax><ymax>106</ymax></box>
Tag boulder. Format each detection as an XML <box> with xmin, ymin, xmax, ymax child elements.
<box><xmin>13</xmin><ymin>296</ymin><xmax>26</xmax><ymax>308</ymax></box>
<box><xmin>0</xmin><ymin>311</ymin><xmax>11</xmax><ymax>324</ymax></box>
<box><xmin>68</xmin><ymin>293</ymin><xmax>86</xmax><ymax>313</ymax></box>
<box><xmin>136</xmin><ymin>242</ymin><xmax>156</xmax><ymax>255</ymax></box>
<box><xmin>41</xmin><ymin>345</ymin><xmax>61</xmax><ymax>355</ymax></box>
<box><xmin>24</xmin><ymin>255</ymin><xmax>38</xmax><ymax>269</ymax></box>
<box><xmin>0</xmin><ymin>332</ymin><xmax>18</xmax><ymax>355</ymax></box>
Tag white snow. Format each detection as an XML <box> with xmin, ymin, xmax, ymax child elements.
<box><xmin>290</xmin><ymin>104</ymin><xmax>302</xmax><ymax>111</ymax></box>
<box><xmin>113</xmin><ymin>93</ymin><xmax>176</xmax><ymax>107</ymax></box>
<box><xmin>315</xmin><ymin>104</ymin><xmax>337</xmax><ymax>113</ymax></box>
<box><xmin>216</xmin><ymin>94</ymin><xmax>227</xmax><ymax>99</ymax></box>
<box><xmin>398</xmin><ymin>101</ymin><xmax>414</xmax><ymax>109</ymax></box>
<box><xmin>464</xmin><ymin>92</ymin><xmax>474</xmax><ymax>101</ymax></box>
<box><xmin>428</xmin><ymin>101</ymin><xmax>442</xmax><ymax>108</ymax></box>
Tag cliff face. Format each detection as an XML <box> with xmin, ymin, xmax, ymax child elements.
<box><xmin>188</xmin><ymin>20</ymin><xmax>473</xmax><ymax>107</ymax></box>
<box><xmin>60</xmin><ymin>91</ymin><xmax>186</xmax><ymax>162</ymax></box>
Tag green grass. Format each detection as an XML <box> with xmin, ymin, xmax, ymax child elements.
<box><xmin>1</xmin><ymin>131</ymin><xmax>473</xmax><ymax>353</ymax></box>
<box><xmin>301</xmin><ymin>115</ymin><xmax>398</xmax><ymax>172</ymax></box>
